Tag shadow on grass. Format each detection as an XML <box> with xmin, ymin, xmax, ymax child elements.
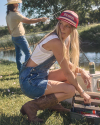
<box><xmin>0</xmin><ymin>110</ymin><xmax>71</xmax><ymax>125</ymax></box>
<box><xmin>37</xmin><ymin>109</ymin><xmax>72</xmax><ymax>125</ymax></box>
<box><xmin>0</xmin><ymin>113</ymin><xmax>31</xmax><ymax>125</ymax></box>
<box><xmin>0</xmin><ymin>87</ymin><xmax>23</xmax><ymax>97</ymax></box>
<box><xmin>0</xmin><ymin>72</ymin><xmax>19</xmax><ymax>81</ymax></box>
<box><xmin>0</xmin><ymin>77</ymin><xmax>19</xmax><ymax>81</ymax></box>
<box><xmin>0</xmin><ymin>111</ymin><xmax>56</xmax><ymax>125</ymax></box>
<box><xmin>0</xmin><ymin>60</ymin><xmax>15</xmax><ymax>65</ymax></box>
<box><xmin>38</xmin><ymin>109</ymin><xmax>55</xmax><ymax>123</ymax></box>
<box><xmin>60</xmin><ymin>112</ymin><xmax>71</xmax><ymax>125</ymax></box>
<box><xmin>1</xmin><ymin>72</ymin><xmax>19</xmax><ymax>77</ymax></box>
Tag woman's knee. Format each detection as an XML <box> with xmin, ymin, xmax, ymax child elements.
<box><xmin>64</xmin><ymin>84</ymin><xmax>75</xmax><ymax>96</ymax></box>
<box><xmin>70</xmin><ymin>85</ymin><xmax>75</xmax><ymax>96</ymax></box>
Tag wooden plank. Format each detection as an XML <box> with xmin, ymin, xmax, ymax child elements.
<box><xmin>75</xmin><ymin>91</ymin><xmax>100</xmax><ymax>99</ymax></box>
<box><xmin>74</xmin><ymin>103</ymin><xmax>100</xmax><ymax>111</ymax></box>
<box><xmin>75</xmin><ymin>97</ymin><xmax>100</xmax><ymax>106</ymax></box>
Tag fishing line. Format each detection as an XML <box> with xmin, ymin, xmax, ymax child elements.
<box><xmin>49</xmin><ymin>7</ymin><xmax>67</xmax><ymax>17</ymax></box>
<box><xmin>45</xmin><ymin>0</ymin><xmax>57</xmax><ymax>18</ymax></box>
<box><xmin>45</xmin><ymin>0</ymin><xmax>69</xmax><ymax>18</ymax></box>
<box><xmin>80</xmin><ymin>48</ymin><xmax>90</xmax><ymax>63</ymax></box>
<box><xmin>45</xmin><ymin>0</ymin><xmax>80</xmax><ymax>18</ymax></box>
<box><xmin>45</xmin><ymin>0</ymin><xmax>91</xmax><ymax>64</ymax></box>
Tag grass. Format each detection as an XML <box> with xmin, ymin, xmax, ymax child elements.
<box><xmin>0</xmin><ymin>23</ymin><xmax>100</xmax><ymax>50</ymax></box>
<box><xmin>0</xmin><ymin>60</ymin><xmax>90</xmax><ymax>125</ymax></box>
<box><xmin>78</xmin><ymin>23</ymin><xmax>100</xmax><ymax>34</ymax></box>
<box><xmin>0</xmin><ymin>34</ymin><xmax>43</xmax><ymax>51</ymax></box>
<box><xmin>0</xmin><ymin>30</ymin><xmax>51</xmax><ymax>51</ymax></box>
<box><xmin>78</xmin><ymin>23</ymin><xmax>100</xmax><ymax>43</ymax></box>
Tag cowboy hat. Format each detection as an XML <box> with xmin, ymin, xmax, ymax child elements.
<box><xmin>5</xmin><ymin>0</ymin><xmax>22</xmax><ymax>5</ymax></box>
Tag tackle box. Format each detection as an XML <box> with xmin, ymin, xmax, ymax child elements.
<box><xmin>70</xmin><ymin>91</ymin><xmax>100</xmax><ymax>125</ymax></box>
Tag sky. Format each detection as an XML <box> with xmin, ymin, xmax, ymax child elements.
<box><xmin>0</xmin><ymin>1</ymin><xmax>98</xmax><ymax>26</ymax></box>
<box><xmin>0</xmin><ymin>0</ymin><xmax>7</xmax><ymax>26</ymax></box>
<box><xmin>0</xmin><ymin>0</ymin><xmax>22</xmax><ymax>26</ymax></box>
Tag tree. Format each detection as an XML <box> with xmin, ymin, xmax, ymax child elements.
<box><xmin>89</xmin><ymin>8</ymin><xmax>100</xmax><ymax>23</ymax></box>
<box><xmin>21</xmin><ymin>0</ymin><xmax>100</xmax><ymax>27</ymax></box>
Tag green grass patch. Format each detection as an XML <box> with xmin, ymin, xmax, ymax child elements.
<box><xmin>0</xmin><ymin>34</ymin><xmax>42</xmax><ymax>50</ymax></box>
<box><xmin>78</xmin><ymin>23</ymin><xmax>100</xmax><ymax>34</ymax></box>
<box><xmin>0</xmin><ymin>60</ymin><xmax>89</xmax><ymax>125</ymax></box>
<box><xmin>79</xmin><ymin>23</ymin><xmax>100</xmax><ymax>43</ymax></box>
<box><xmin>0</xmin><ymin>23</ymin><xmax>100</xmax><ymax>50</ymax></box>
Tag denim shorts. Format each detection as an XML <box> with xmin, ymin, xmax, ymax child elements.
<box><xmin>19</xmin><ymin>66</ymin><xmax>49</xmax><ymax>99</ymax></box>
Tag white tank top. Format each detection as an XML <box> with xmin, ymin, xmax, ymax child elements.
<box><xmin>31</xmin><ymin>34</ymin><xmax>70</xmax><ymax>65</ymax></box>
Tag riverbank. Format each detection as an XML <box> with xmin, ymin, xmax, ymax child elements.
<box><xmin>0</xmin><ymin>23</ymin><xmax>100</xmax><ymax>51</ymax></box>
<box><xmin>0</xmin><ymin>59</ymin><xmax>90</xmax><ymax>125</ymax></box>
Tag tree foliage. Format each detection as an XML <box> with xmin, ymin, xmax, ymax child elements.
<box><xmin>89</xmin><ymin>8</ymin><xmax>100</xmax><ymax>23</ymax></box>
<box><xmin>1</xmin><ymin>0</ymin><xmax>100</xmax><ymax>37</ymax></box>
<box><xmin>0</xmin><ymin>26</ymin><xmax>9</xmax><ymax>37</ymax></box>
<box><xmin>21</xmin><ymin>0</ymin><xmax>100</xmax><ymax>26</ymax></box>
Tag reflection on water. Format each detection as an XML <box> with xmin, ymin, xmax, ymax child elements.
<box><xmin>0</xmin><ymin>47</ymin><xmax>100</xmax><ymax>69</ymax></box>
<box><xmin>0</xmin><ymin>46</ymin><xmax>34</xmax><ymax>63</ymax></box>
<box><xmin>79</xmin><ymin>52</ymin><xmax>100</xmax><ymax>69</ymax></box>
<box><xmin>0</xmin><ymin>50</ymin><xmax>16</xmax><ymax>62</ymax></box>
<box><xmin>80</xmin><ymin>52</ymin><xmax>100</xmax><ymax>64</ymax></box>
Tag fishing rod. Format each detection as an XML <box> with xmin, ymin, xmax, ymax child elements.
<box><xmin>48</xmin><ymin>7</ymin><xmax>67</xmax><ymax>17</ymax></box>
<box><xmin>80</xmin><ymin>48</ymin><xmax>90</xmax><ymax>63</ymax></box>
<box><xmin>45</xmin><ymin>0</ymin><xmax>91</xmax><ymax>64</ymax></box>
<box><xmin>45</xmin><ymin>0</ymin><xmax>58</xmax><ymax>18</ymax></box>
<box><xmin>45</xmin><ymin>0</ymin><xmax>80</xmax><ymax>18</ymax></box>
<box><xmin>45</xmin><ymin>0</ymin><xmax>69</xmax><ymax>18</ymax></box>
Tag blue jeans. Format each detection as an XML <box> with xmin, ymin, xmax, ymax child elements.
<box><xmin>12</xmin><ymin>36</ymin><xmax>31</xmax><ymax>71</ymax></box>
<box><xmin>19</xmin><ymin>55</ymin><xmax>56</xmax><ymax>99</ymax></box>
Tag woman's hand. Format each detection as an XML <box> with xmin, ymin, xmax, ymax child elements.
<box><xmin>80</xmin><ymin>69</ymin><xmax>91</xmax><ymax>89</ymax></box>
<box><xmin>80</xmin><ymin>91</ymin><xmax>91</xmax><ymax>104</ymax></box>
<box><xmin>41</xmin><ymin>17</ymin><xmax>48</xmax><ymax>22</ymax></box>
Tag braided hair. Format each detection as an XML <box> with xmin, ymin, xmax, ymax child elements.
<box><xmin>6</xmin><ymin>4</ymin><xmax>15</xmax><ymax>15</ymax></box>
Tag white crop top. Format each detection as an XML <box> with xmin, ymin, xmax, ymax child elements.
<box><xmin>31</xmin><ymin>34</ymin><xmax>70</xmax><ymax>65</ymax></box>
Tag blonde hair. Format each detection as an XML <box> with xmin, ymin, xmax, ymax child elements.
<box><xmin>34</xmin><ymin>21</ymin><xmax>79</xmax><ymax>72</ymax></box>
<box><xmin>70</xmin><ymin>27</ymin><xmax>80</xmax><ymax>72</ymax></box>
<box><xmin>55</xmin><ymin>22</ymin><xmax>80</xmax><ymax>72</ymax></box>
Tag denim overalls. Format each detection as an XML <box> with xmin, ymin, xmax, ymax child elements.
<box><xmin>19</xmin><ymin>55</ymin><xmax>56</xmax><ymax>99</ymax></box>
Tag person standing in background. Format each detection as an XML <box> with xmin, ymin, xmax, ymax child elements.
<box><xmin>6</xmin><ymin>0</ymin><xmax>48</xmax><ymax>71</ymax></box>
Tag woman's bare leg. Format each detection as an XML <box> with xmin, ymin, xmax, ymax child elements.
<box><xmin>20</xmin><ymin>70</ymin><xmax>74</xmax><ymax>122</ymax></box>
<box><xmin>48</xmin><ymin>69</ymin><xmax>67</xmax><ymax>81</ymax></box>
<box><xmin>44</xmin><ymin>80</ymin><xmax>75</xmax><ymax>102</ymax></box>
<box><xmin>44</xmin><ymin>68</ymin><xmax>75</xmax><ymax>101</ymax></box>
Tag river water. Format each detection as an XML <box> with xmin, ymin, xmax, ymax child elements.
<box><xmin>0</xmin><ymin>46</ymin><xmax>100</xmax><ymax>69</ymax></box>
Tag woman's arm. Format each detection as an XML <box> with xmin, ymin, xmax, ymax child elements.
<box><xmin>68</xmin><ymin>61</ymin><xmax>81</xmax><ymax>73</ymax></box>
<box><xmin>68</xmin><ymin>61</ymin><xmax>91</xmax><ymax>88</ymax></box>
<box><xmin>49</xmin><ymin>39</ymin><xmax>82</xmax><ymax>92</ymax></box>
<box><xmin>48</xmin><ymin>38</ymin><xmax>91</xmax><ymax>103</ymax></box>
<box><xmin>22</xmin><ymin>17</ymin><xmax>48</xmax><ymax>24</ymax></box>
<box><xmin>65</xmin><ymin>37</ymin><xmax>91</xmax><ymax>89</ymax></box>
